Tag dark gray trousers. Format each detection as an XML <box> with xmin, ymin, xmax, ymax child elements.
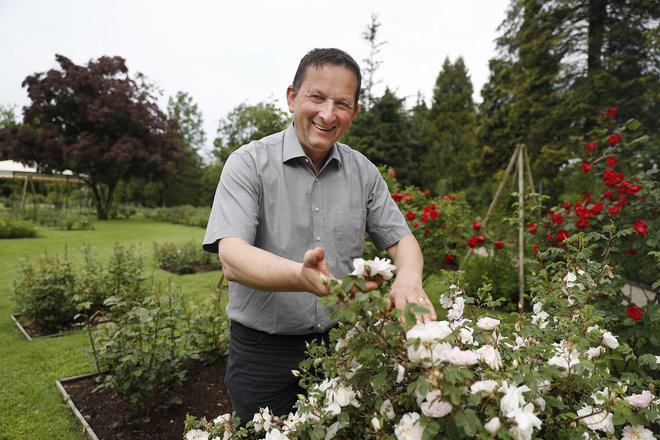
<box><xmin>224</xmin><ymin>320</ymin><xmax>330</xmax><ymax>423</ymax></box>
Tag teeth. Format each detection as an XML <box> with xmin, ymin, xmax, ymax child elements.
<box><xmin>312</xmin><ymin>122</ymin><xmax>333</xmax><ymax>131</ymax></box>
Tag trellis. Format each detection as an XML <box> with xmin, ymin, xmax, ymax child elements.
<box><xmin>462</xmin><ymin>144</ymin><xmax>535</xmax><ymax>312</ymax></box>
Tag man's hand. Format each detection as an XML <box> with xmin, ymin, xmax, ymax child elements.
<box><xmin>389</xmin><ymin>275</ymin><xmax>436</xmax><ymax>324</ymax></box>
<box><xmin>300</xmin><ymin>248</ymin><xmax>382</xmax><ymax>296</ymax></box>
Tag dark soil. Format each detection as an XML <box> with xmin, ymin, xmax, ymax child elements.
<box><xmin>13</xmin><ymin>313</ymin><xmax>70</xmax><ymax>339</ymax></box>
<box><xmin>63</xmin><ymin>359</ymin><xmax>232</xmax><ymax>440</ymax></box>
<box><xmin>161</xmin><ymin>263</ymin><xmax>221</xmax><ymax>275</ymax></box>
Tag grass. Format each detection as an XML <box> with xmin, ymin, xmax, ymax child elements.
<box><xmin>0</xmin><ymin>217</ymin><xmax>223</xmax><ymax>440</ymax></box>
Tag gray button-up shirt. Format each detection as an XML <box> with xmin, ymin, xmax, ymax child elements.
<box><xmin>203</xmin><ymin>124</ymin><xmax>410</xmax><ymax>335</ymax></box>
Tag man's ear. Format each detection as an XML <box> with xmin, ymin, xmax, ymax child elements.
<box><xmin>286</xmin><ymin>86</ymin><xmax>296</xmax><ymax>113</ymax></box>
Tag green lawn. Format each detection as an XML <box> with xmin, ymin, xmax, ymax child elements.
<box><xmin>0</xmin><ymin>217</ymin><xmax>222</xmax><ymax>440</ymax></box>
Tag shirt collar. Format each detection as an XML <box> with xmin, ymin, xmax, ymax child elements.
<box><xmin>282</xmin><ymin>123</ymin><xmax>342</xmax><ymax>167</ymax></box>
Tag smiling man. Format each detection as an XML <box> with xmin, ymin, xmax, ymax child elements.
<box><xmin>203</xmin><ymin>48</ymin><xmax>434</xmax><ymax>423</ymax></box>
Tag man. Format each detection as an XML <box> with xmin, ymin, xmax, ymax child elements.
<box><xmin>203</xmin><ymin>48</ymin><xmax>435</xmax><ymax>423</ymax></box>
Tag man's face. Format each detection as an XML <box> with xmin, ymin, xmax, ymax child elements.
<box><xmin>286</xmin><ymin>64</ymin><xmax>359</xmax><ymax>157</ymax></box>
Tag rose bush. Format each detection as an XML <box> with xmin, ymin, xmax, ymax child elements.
<box><xmin>184</xmin><ymin>246</ymin><xmax>659</xmax><ymax>439</ymax></box>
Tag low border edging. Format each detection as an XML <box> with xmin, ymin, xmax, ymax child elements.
<box><xmin>55</xmin><ymin>372</ymin><xmax>101</xmax><ymax>440</ymax></box>
<box><xmin>10</xmin><ymin>313</ymin><xmax>67</xmax><ymax>341</ymax></box>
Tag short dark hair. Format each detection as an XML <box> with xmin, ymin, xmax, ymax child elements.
<box><xmin>292</xmin><ymin>48</ymin><xmax>362</xmax><ymax>105</ymax></box>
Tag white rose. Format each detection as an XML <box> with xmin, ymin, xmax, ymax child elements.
<box><xmin>484</xmin><ymin>417</ymin><xmax>501</xmax><ymax>434</ymax></box>
<box><xmin>621</xmin><ymin>425</ymin><xmax>655</xmax><ymax>440</ymax></box>
<box><xmin>601</xmin><ymin>331</ymin><xmax>619</xmax><ymax>349</ymax></box>
<box><xmin>498</xmin><ymin>381</ymin><xmax>530</xmax><ymax>416</ymax></box>
<box><xmin>381</xmin><ymin>399</ymin><xmax>396</xmax><ymax>420</ymax></box>
<box><xmin>509</xmin><ymin>403</ymin><xmax>542</xmax><ymax>440</ymax></box>
<box><xmin>394</xmin><ymin>412</ymin><xmax>424</xmax><ymax>440</ymax></box>
<box><xmin>477</xmin><ymin>345</ymin><xmax>503</xmax><ymax>370</ymax></box>
<box><xmin>576</xmin><ymin>405</ymin><xmax>614</xmax><ymax>434</ymax></box>
<box><xmin>351</xmin><ymin>257</ymin><xmax>396</xmax><ymax>280</ymax></box>
<box><xmin>470</xmin><ymin>379</ymin><xmax>498</xmax><ymax>395</ymax></box>
<box><xmin>420</xmin><ymin>391</ymin><xmax>453</xmax><ymax>418</ymax></box>
<box><xmin>459</xmin><ymin>327</ymin><xmax>475</xmax><ymax>345</ymax></box>
<box><xmin>185</xmin><ymin>429</ymin><xmax>209</xmax><ymax>440</ymax></box>
<box><xmin>396</xmin><ymin>364</ymin><xmax>406</xmax><ymax>383</ymax></box>
<box><xmin>441</xmin><ymin>346</ymin><xmax>479</xmax><ymax>366</ymax></box>
<box><xmin>585</xmin><ymin>346</ymin><xmax>604</xmax><ymax>360</ymax></box>
<box><xmin>324</xmin><ymin>421</ymin><xmax>348</xmax><ymax>440</ymax></box>
<box><xmin>371</xmin><ymin>417</ymin><xmax>382</xmax><ymax>431</ymax></box>
<box><xmin>624</xmin><ymin>390</ymin><xmax>654</xmax><ymax>408</ymax></box>
<box><xmin>477</xmin><ymin>317</ymin><xmax>500</xmax><ymax>330</ymax></box>
<box><xmin>265</xmin><ymin>429</ymin><xmax>289</xmax><ymax>440</ymax></box>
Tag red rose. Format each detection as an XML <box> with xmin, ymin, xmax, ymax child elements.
<box><xmin>582</xmin><ymin>161</ymin><xmax>592</xmax><ymax>173</ymax></box>
<box><xmin>590</xmin><ymin>202</ymin><xmax>604</xmax><ymax>215</ymax></box>
<box><xmin>606</xmin><ymin>107</ymin><xmax>618</xmax><ymax>117</ymax></box>
<box><xmin>467</xmin><ymin>236</ymin><xmax>479</xmax><ymax>248</ymax></box>
<box><xmin>472</xmin><ymin>221</ymin><xmax>482</xmax><ymax>231</ymax></box>
<box><xmin>633</xmin><ymin>219</ymin><xmax>648</xmax><ymax>235</ymax></box>
<box><xmin>624</xmin><ymin>248</ymin><xmax>636</xmax><ymax>256</ymax></box>
<box><xmin>424</xmin><ymin>229</ymin><xmax>430</xmax><ymax>235</ymax></box>
<box><xmin>627</xmin><ymin>184</ymin><xmax>642</xmax><ymax>195</ymax></box>
<box><xmin>477</xmin><ymin>235</ymin><xmax>486</xmax><ymax>244</ymax></box>
<box><xmin>528</xmin><ymin>223</ymin><xmax>537</xmax><ymax>234</ymax></box>
<box><xmin>603</xmin><ymin>191</ymin><xmax>615</xmax><ymax>201</ymax></box>
<box><xmin>532</xmin><ymin>243</ymin><xmax>539</xmax><ymax>254</ymax></box>
<box><xmin>576</xmin><ymin>217</ymin><xmax>589</xmax><ymax>229</ymax></box>
<box><xmin>403</xmin><ymin>193</ymin><xmax>413</xmax><ymax>204</ymax></box>
<box><xmin>444</xmin><ymin>254</ymin><xmax>456</xmax><ymax>263</ymax></box>
<box><xmin>556</xmin><ymin>229</ymin><xmax>570</xmax><ymax>242</ymax></box>
<box><xmin>562</xmin><ymin>202</ymin><xmax>571</xmax><ymax>210</ymax></box>
<box><xmin>584</xmin><ymin>142</ymin><xmax>597</xmax><ymax>152</ymax></box>
<box><xmin>608</xmin><ymin>133</ymin><xmax>622</xmax><ymax>145</ymax></box>
<box><xmin>606</xmin><ymin>156</ymin><xmax>618</xmax><ymax>166</ymax></box>
<box><xmin>406</xmin><ymin>211</ymin><xmax>416</xmax><ymax>220</ymax></box>
<box><xmin>429</xmin><ymin>209</ymin><xmax>439</xmax><ymax>219</ymax></box>
<box><xmin>603</xmin><ymin>169</ymin><xmax>625</xmax><ymax>187</ymax></box>
<box><xmin>390</xmin><ymin>168</ymin><xmax>396</xmax><ymax>178</ymax></box>
<box><xmin>626</xmin><ymin>305</ymin><xmax>643</xmax><ymax>321</ymax></box>
<box><xmin>552</xmin><ymin>213</ymin><xmax>564</xmax><ymax>225</ymax></box>
<box><xmin>443</xmin><ymin>195</ymin><xmax>452</xmax><ymax>201</ymax></box>
<box><xmin>546</xmin><ymin>233</ymin><xmax>554</xmax><ymax>241</ymax></box>
<box><xmin>608</xmin><ymin>205</ymin><xmax>620</xmax><ymax>215</ymax></box>
<box><xmin>422</xmin><ymin>189</ymin><xmax>431</xmax><ymax>197</ymax></box>
<box><xmin>494</xmin><ymin>240</ymin><xmax>504</xmax><ymax>250</ymax></box>
<box><xmin>392</xmin><ymin>193</ymin><xmax>404</xmax><ymax>202</ymax></box>
<box><xmin>413</xmin><ymin>222</ymin><xmax>419</xmax><ymax>228</ymax></box>
<box><xmin>421</xmin><ymin>213</ymin><xmax>429</xmax><ymax>224</ymax></box>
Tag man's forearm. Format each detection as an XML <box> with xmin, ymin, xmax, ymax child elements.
<box><xmin>388</xmin><ymin>234</ymin><xmax>424</xmax><ymax>282</ymax></box>
<box><xmin>219</xmin><ymin>237</ymin><xmax>303</xmax><ymax>292</ymax></box>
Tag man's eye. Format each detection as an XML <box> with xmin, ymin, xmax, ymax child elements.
<box><xmin>310</xmin><ymin>95</ymin><xmax>324</xmax><ymax>102</ymax></box>
<box><xmin>336</xmin><ymin>102</ymin><xmax>351</xmax><ymax>110</ymax></box>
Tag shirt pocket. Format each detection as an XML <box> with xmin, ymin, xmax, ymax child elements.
<box><xmin>335</xmin><ymin>208</ymin><xmax>367</xmax><ymax>258</ymax></box>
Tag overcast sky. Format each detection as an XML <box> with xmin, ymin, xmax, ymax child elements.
<box><xmin>0</xmin><ymin>0</ymin><xmax>510</xmax><ymax>153</ymax></box>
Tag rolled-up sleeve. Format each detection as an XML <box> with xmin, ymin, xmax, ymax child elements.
<box><xmin>202</xmin><ymin>151</ymin><xmax>261</xmax><ymax>253</ymax></box>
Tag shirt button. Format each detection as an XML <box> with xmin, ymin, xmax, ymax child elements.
<box><xmin>315</xmin><ymin>207</ymin><xmax>320</xmax><ymax>212</ymax></box>
<box><xmin>316</xmin><ymin>236</ymin><xmax>321</xmax><ymax>241</ymax></box>
<box><xmin>315</xmin><ymin>178</ymin><xmax>319</xmax><ymax>182</ymax></box>
<box><xmin>316</xmin><ymin>324</ymin><xmax>323</xmax><ymax>329</ymax></box>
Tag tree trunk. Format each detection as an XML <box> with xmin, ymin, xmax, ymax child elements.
<box><xmin>587</xmin><ymin>0</ymin><xmax>606</xmax><ymax>76</ymax></box>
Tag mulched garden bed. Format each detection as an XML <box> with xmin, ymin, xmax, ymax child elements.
<box><xmin>61</xmin><ymin>359</ymin><xmax>232</xmax><ymax>440</ymax></box>
<box><xmin>11</xmin><ymin>313</ymin><xmax>70</xmax><ymax>340</ymax></box>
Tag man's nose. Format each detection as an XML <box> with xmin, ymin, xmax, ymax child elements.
<box><xmin>317</xmin><ymin>100</ymin><xmax>336</xmax><ymax>120</ymax></box>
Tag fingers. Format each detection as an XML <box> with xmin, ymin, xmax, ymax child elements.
<box><xmin>303</xmin><ymin>247</ymin><xmax>325</xmax><ymax>267</ymax></box>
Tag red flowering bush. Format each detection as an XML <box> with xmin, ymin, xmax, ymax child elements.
<box><xmin>525</xmin><ymin>110</ymin><xmax>659</xmax><ymax>356</ymax></box>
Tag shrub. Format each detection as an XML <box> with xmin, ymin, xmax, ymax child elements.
<box><xmin>0</xmin><ymin>215</ymin><xmax>38</xmax><ymax>238</ymax></box>
<box><xmin>153</xmin><ymin>240</ymin><xmax>217</xmax><ymax>274</ymax></box>
<box><xmin>462</xmin><ymin>252</ymin><xmax>519</xmax><ymax>309</ymax></box>
<box><xmin>94</xmin><ymin>284</ymin><xmax>191</xmax><ymax>414</ymax></box>
<box><xmin>185</xmin><ymin>248</ymin><xmax>658</xmax><ymax>439</ymax></box>
<box><xmin>93</xmin><ymin>284</ymin><xmax>230</xmax><ymax>414</ymax></box>
<box><xmin>13</xmin><ymin>253</ymin><xmax>77</xmax><ymax>333</ymax></box>
<box><xmin>106</xmin><ymin>243</ymin><xmax>147</xmax><ymax>304</ymax></box>
<box><xmin>143</xmin><ymin>205</ymin><xmax>210</xmax><ymax>228</ymax></box>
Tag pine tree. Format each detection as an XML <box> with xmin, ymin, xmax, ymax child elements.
<box><xmin>421</xmin><ymin>57</ymin><xmax>477</xmax><ymax>197</ymax></box>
